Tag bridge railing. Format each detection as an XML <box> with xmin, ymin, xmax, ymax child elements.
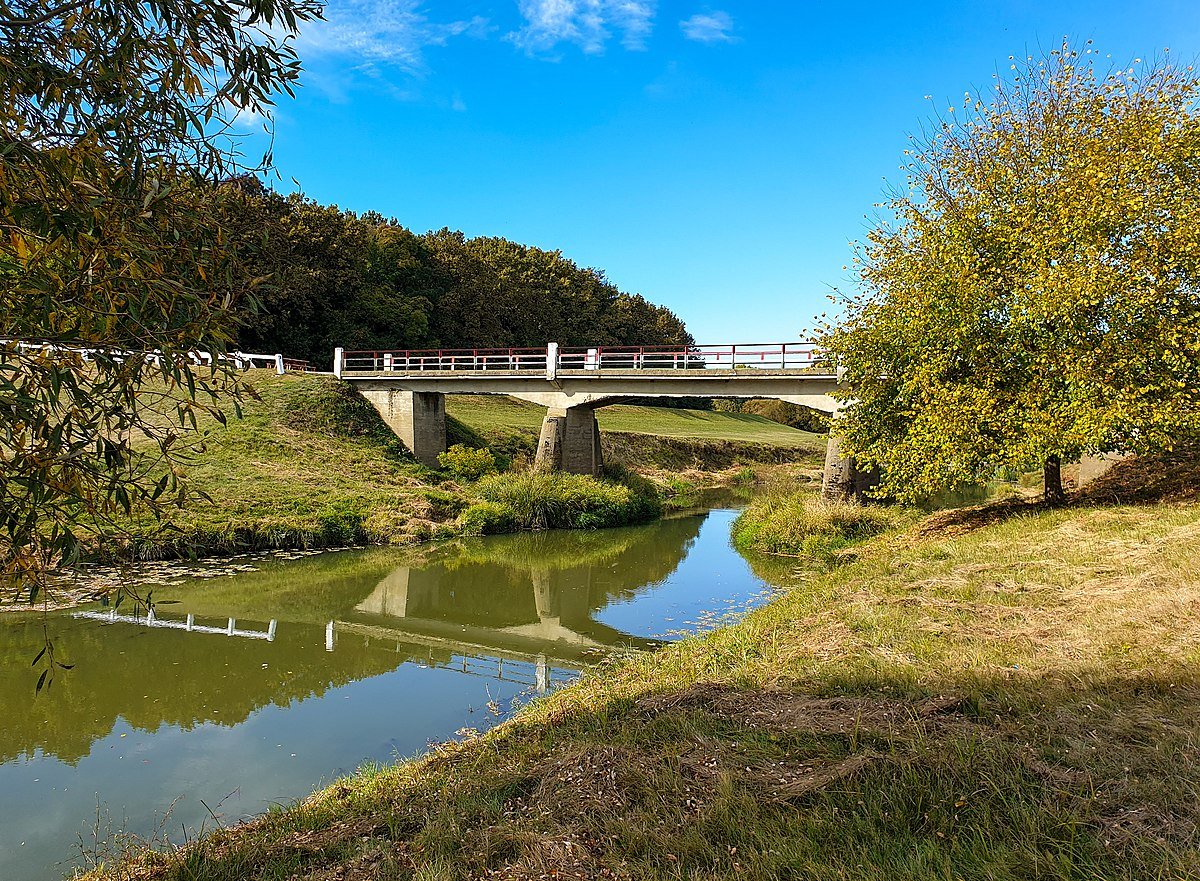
<box><xmin>2</xmin><ymin>340</ymin><xmax>312</xmax><ymax>375</ymax></box>
<box><xmin>342</xmin><ymin>347</ymin><xmax>550</xmax><ymax>373</ymax></box>
<box><xmin>340</xmin><ymin>343</ymin><xmax>823</xmax><ymax>374</ymax></box>
<box><xmin>557</xmin><ymin>343</ymin><xmax>820</xmax><ymax>370</ymax></box>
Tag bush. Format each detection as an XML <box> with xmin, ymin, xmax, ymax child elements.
<box><xmin>458</xmin><ymin>501</ymin><xmax>518</xmax><ymax>536</ymax></box>
<box><xmin>438</xmin><ymin>444</ymin><xmax>499</xmax><ymax>481</ymax></box>
<box><xmin>476</xmin><ymin>470</ymin><xmax>661</xmax><ymax>530</ymax></box>
<box><xmin>732</xmin><ymin>490</ymin><xmax>892</xmax><ymax>559</ymax></box>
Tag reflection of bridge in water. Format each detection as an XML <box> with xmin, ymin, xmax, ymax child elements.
<box><xmin>73</xmin><ymin>608</ymin><xmax>278</xmax><ymax>640</ymax></box>
<box><xmin>331</xmin><ymin>562</ymin><xmax>664</xmax><ymax>693</ymax></box>
<box><xmin>64</xmin><ymin>514</ymin><xmax>705</xmax><ymax>696</ymax></box>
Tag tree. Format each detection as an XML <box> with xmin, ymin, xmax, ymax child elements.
<box><xmin>225</xmin><ymin>200</ymin><xmax>693</xmax><ymax>366</ymax></box>
<box><xmin>822</xmin><ymin>43</ymin><xmax>1200</xmax><ymax>504</ymax></box>
<box><xmin>1</xmin><ymin>0</ymin><xmax>320</xmax><ymax>634</ymax></box>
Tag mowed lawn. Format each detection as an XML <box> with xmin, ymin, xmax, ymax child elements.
<box><xmin>445</xmin><ymin>395</ymin><xmax>824</xmax><ymax>450</ymax></box>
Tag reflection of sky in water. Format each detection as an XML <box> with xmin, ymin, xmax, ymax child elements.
<box><xmin>1</xmin><ymin>509</ymin><xmax>776</xmax><ymax>881</ymax></box>
<box><xmin>595</xmin><ymin>510</ymin><xmax>772</xmax><ymax>639</ymax></box>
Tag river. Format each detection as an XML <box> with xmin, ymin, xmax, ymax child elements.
<box><xmin>0</xmin><ymin>507</ymin><xmax>775</xmax><ymax>881</ymax></box>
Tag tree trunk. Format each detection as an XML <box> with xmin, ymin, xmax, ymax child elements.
<box><xmin>1043</xmin><ymin>454</ymin><xmax>1066</xmax><ymax>506</ymax></box>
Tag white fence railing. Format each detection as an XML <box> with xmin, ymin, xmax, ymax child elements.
<box><xmin>2</xmin><ymin>340</ymin><xmax>311</xmax><ymax>375</ymax></box>
<box><xmin>336</xmin><ymin>342</ymin><xmax>824</xmax><ymax>377</ymax></box>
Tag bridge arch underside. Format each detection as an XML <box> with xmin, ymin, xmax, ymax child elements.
<box><xmin>345</xmin><ymin>372</ymin><xmax>863</xmax><ymax>500</ymax></box>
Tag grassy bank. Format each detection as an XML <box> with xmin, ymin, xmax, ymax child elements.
<box><xmin>85</xmin><ymin>456</ymin><xmax>1200</xmax><ymax>880</ymax></box>
<box><xmin>732</xmin><ymin>486</ymin><xmax>904</xmax><ymax>560</ymax></box>
<box><xmin>92</xmin><ymin>375</ymin><xmax>810</xmax><ymax>563</ymax></box>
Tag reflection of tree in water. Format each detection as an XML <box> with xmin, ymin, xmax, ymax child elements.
<box><xmin>390</xmin><ymin>515</ymin><xmax>705</xmax><ymax>630</ymax></box>
<box><xmin>0</xmin><ymin>616</ymin><xmax>414</xmax><ymax>766</ymax></box>
<box><xmin>0</xmin><ymin>515</ymin><xmax>706</xmax><ymax>766</ymax></box>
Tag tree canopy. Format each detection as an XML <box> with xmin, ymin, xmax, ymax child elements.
<box><xmin>822</xmin><ymin>43</ymin><xmax>1200</xmax><ymax>503</ymax></box>
<box><xmin>0</xmin><ymin>0</ymin><xmax>319</xmax><ymax>623</ymax></box>
<box><xmin>218</xmin><ymin>188</ymin><xmax>693</xmax><ymax>366</ymax></box>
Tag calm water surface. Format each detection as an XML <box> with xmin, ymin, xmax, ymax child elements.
<box><xmin>1</xmin><ymin>508</ymin><xmax>773</xmax><ymax>881</ymax></box>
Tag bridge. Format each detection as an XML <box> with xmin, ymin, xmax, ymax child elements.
<box><xmin>333</xmin><ymin>342</ymin><xmax>871</xmax><ymax>500</ymax></box>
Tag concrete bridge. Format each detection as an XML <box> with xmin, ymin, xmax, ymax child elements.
<box><xmin>334</xmin><ymin>342</ymin><xmax>867</xmax><ymax>501</ymax></box>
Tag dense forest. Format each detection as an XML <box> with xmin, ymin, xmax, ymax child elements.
<box><xmin>221</xmin><ymin>186</ymin><xmax>692</xmax><ymax>367</ymax></box>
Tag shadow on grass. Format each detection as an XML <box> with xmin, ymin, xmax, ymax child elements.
<box><xmin>97</xmin><ymin>666</ymin><xmax>1200</xmax><ymax>881</ymax></box>
<box><xmin>920</xmin><ymin>445</ymin><xmax>1200</xmax><ymax>539</ymax></box>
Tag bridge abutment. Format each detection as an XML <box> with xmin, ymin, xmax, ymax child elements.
<box><xmin>535</xmin><ymin>406</ymin><xmax>604</xmax><ymax>476</ymax></box>
<box><xmin>358</xmin><ymin>388</ymin><xmax>446</xmax><ymax>467</ymax></box>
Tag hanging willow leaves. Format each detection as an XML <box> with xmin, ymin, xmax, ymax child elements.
<box><xmin>0</xmin><ymin>0</ymin><xmax>322</xmax><ymax>619</ymax></box>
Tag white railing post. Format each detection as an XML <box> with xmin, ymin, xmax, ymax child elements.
<box><xmin>275</xmin><ymin>353</ymin><xmax>285</xmax><ymax>375</ymax></box>
<box><xmin>333</xmin><ymin>347</ymin><xmax>344</xmax><ymax>378</ymax></box>
<box><xmin>546</xmin><ymin>342</ymin><xmax>559</xmax><ymax>381</ymax></box>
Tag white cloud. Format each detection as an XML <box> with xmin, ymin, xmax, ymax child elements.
<box><xmin>508</xmin><ymin>0</ymin><xmax>656</xmax><ymax>55</ymax></box>
<box><xmin>679</xmin><ymin>10</ymin><xmax>734</xmax><ymax>44</ymax></box>
<box><xmin>299</xmin><ymin>0</ymin><xmax>490</xmax><ymax>72</ymax></box>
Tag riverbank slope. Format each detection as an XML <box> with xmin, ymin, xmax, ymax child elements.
<box><xmin>90</xmin><ymin>374</ymin><xmax>821</xmax><ymax>562</ymax></box>
<box><xmin>84</xmin><ymin>451</ymin><xmax>1200</xmax><ymax>880</ymax></box>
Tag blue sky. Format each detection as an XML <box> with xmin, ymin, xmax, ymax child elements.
<box><xmin>258</xmin><ymin>1</ymin><xmax>1200</xmax><ymax>342</ymax></box>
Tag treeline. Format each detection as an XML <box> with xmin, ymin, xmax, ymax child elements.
<box><xmin>220</xmin><ymin>187</ymin><xmax>691</xmax><ymax>367</ymax></box>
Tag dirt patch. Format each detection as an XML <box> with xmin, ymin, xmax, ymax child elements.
<box><xmin>522</xmin><ymin>745</ymin><xmax>675</xmax><ymax>823</ymax></box>
<box><xmin>1079</xmin><ymin>445</ymin><xmax>1200</xmax><ymax>505</ymax></box>
<box><xmin>1100</xmin><ymin>803</ymin><xmax>1200</xmax><ymax>849</ymax></box>
<box><xmin>678</xmin><ymin>733</ymin><xmax>882</xmax><ymax>802</ymax></box>
<box><xmin>635</xmin><ymin>681</ymin><xmax>973</xmax><ymax>736</ymax></box>
<box><xmin>270</xmin><ymin>817</ymin><xmax>392</xmax><ymax>856</ymax></box>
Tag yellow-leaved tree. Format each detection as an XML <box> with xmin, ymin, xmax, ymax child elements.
<box><xmin>823</xmin><ymin>42</ymin><xmax>1200</xmax><ymax>504</ymax></box>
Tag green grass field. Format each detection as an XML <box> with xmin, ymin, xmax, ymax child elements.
<box><xmin>446</xmin><ymin>395</ymin><xmax>824</xmax><ymax>449</ymax></box>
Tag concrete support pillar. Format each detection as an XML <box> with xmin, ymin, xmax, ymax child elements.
<box><xmin>822</xmin><ymin>433</ymin><xmax>879</xmax><ymax>504</ymax></box>
<box><xmin>532</xmin><ymin>569</ymin><xmax>558</xmax><ymax>621</ymax></box>
<box><xmin>357</xmin><ymin>567</ymin><xmax>411</xmax><ymax>618</ymax></box>
<box><xmin>563</xmin><ymin>407</ymin><xmax>604</xmax><ymax>476</ymax></box>
<box><xmin>358</xmin><ymin>388</ymin><xmax>446</xmax><ymax>467</ymax></box>
<box><xmin>536</xmin><ymin>407</ymin><xmax>566</xmax><ymax>471</ymax></box>
<box><xmin>534</xmin><ymin>406</ymin><xmax>604</xmax><ymax>476</ymax></box>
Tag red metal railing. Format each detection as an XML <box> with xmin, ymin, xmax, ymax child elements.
<box><xmin>340</xmin><ymin>343</ymin><xmax>823</xmax><ymax>374</ymax></box>
<box><xmin>341</xmin><ymin>347</ymin><xmax>550</xmax><ymax>373</ymax></box>
<box><xmin>557</xmin><ymin>343</ymin><xmax>819</xmax><ymax>371</ymax></box>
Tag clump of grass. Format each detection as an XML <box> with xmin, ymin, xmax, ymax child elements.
<box><xmin>456</xmin><ymin>501</ymin><xmax>518</xmax><ymax>536</ymax></box>
<box><xmin>732</xmin><ymin>488</ymin><xmax>894</xmax><ymax>559</ymax></box>
<box><xmin>437</xmin><ymin>444</ymin><xmax>499</xmax><ymax>482</ymax></box>
<box><xmin>476</xmin><ymin>470</ymin><xmax>661</xmax><ymax>530</ymax></box>
<box><xmin>732</xmin><ymin>465</ymin><xmax>757</xmax><ymax>486</ymax></box>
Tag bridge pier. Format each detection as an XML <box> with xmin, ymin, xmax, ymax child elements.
<box><xmin>822</xmin><ymin>433</ymin><xmax>879</xmax><ymax>504</ymax></box>
<box><xmin>357</xmin><ymin>388</ymin><xmax>446</xmax><ymax>467</ymax></box>
<box><xmin>535</xmin><ymin>406</ymin><xmax>604</xmax><ymax>476</ymax></box>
